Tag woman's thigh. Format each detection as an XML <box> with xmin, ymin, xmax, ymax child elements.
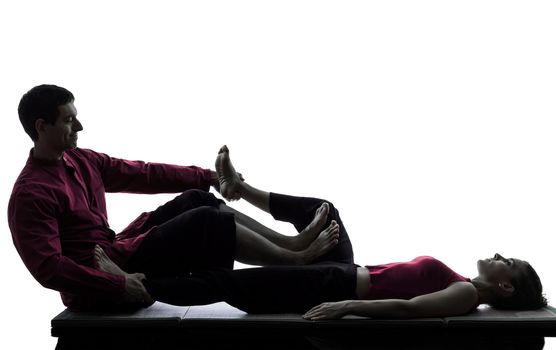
<box><xmin>269</xmin><ymin>192</ymin><xmax>354</xmax><ymax>264</ymax></box>
<box><xmin>143</xmin><ymin>269</ymin><xmax>230</xmax><ymax>307</ymax></box>
<box><xmin>225</xmin><ymin>263</ymin><xmax>358</xmax><ymax>314</ymax></box>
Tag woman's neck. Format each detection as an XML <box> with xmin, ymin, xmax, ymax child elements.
<box><xmin>470</xmin><ymin>277</ymin><xmax>495</xmax><ymax>305</ymax></box>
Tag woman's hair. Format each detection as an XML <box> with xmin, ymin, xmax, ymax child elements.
<box><xmin>18</xmin><ymin>84</ymin><xmax>74</xmax><ymax>141</ymax></box>
<box><xmin>489</xmin><ymin>261</ymin><xmax>547</xmax><ymax>310</ymax></box>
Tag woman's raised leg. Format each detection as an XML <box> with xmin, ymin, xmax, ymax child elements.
<box><xmin>216</xmin><ymin>145</ymin><xmax>354</xmax><ymax>264</ymax></box>
<box><xmin>234</xmin><ymin>221</ymin><xmax>339</xmax><ymax>266</ymax></box>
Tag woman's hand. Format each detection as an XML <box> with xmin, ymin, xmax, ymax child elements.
<box><xmin>303</xmin><ymin>301</ymin><xmax>351</xmax><ymax>321</ymax></box>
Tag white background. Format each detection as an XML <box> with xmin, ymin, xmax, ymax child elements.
<box><xmin>1</xmin><ymin>1</ymin><xmax>555</xmax><ymax>348</ymax></box>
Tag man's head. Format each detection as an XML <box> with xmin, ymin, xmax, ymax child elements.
<box><xmin>18</xmin><ymin>84</ymin><xmax>82</xmax><ymax>153</ymax></box>
<box><xmin>477</xmin><ymin>253</ymin><xmax>546</xmax><ymax>310</ymax></box>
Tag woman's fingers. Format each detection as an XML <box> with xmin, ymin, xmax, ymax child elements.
<box><xmin>303</xmin><ymin>303</ymin><xmax>327</xmax><ymax>320</ymax></box>
<box><xmin>304</xmin><ymin>310</ymin><xmax>328</xmax><ymax>320</ymax></box>
<box><xmin>304</xmin><ymin>304</ymin><xmax>322</xmax><ymax>316</ymax></box>
<box><xmin>303</xmin><ymin>302</ymin><xmax>346</xmax><ymax>320</ymax></box>
<box><xmin>308</xmin><ymin>314</ymin><xmax>327</xmax><ymax>321</ymax></box>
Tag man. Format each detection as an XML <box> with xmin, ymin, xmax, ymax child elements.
<box><xmin>8</xmin><ymin>84</ymin><xmax>340</xmax><ymax>311</ymax></box>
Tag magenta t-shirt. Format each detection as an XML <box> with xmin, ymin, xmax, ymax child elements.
<box><xmin>365</xmin><ymin>256</ymin><xmax>471</xmax><ymax>300</ymax></box>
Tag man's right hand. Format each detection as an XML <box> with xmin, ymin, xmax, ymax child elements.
<box><xmin>123</xmin><ymin>273</ymin><xmax>154</xmax><ymax>305</ymax></box>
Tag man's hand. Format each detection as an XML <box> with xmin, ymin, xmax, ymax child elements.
<box><xmin>210</xmin><ymin>170</ymin><xmax>221</xmax><ymax>193</ymax></box>
<box><xmin>210</xmin><ymin>170</ymin><xmax>244</xmax><ymax>201</ymax></box>
<box><xmin>123</xmin><ymin>273</ymin><xmax>154</xmax><ymax>305</ymax></box>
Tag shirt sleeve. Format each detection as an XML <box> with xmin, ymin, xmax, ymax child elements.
<box><xmin>8</xmin><ymin>187</ymin><xmax>126</xmax><ymax>299</ymax></box>
<box><xmin>81</xmin><ymin>148</ymin><xmax>212</xmax><ymax>194</ymax></box>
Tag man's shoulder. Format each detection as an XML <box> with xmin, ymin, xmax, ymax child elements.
<box><xmin>11</xmin><ymin>161</ymin><xmax>47</xmax><ymax>192</ymax></box>
<box><xmin>11</xmin><ymin>158</ymin><xmax>64</xmax><ymax>199</ymax></box>
<box><xmin>9</xmin><ymin>178</ymin><xmax>58</xmax><ymax>211</ymax></box>
<box><xmin>67</xmin><ymin>147</ymin><xmax>99</xmax><ymax>158</ymax></box>
<box><xmin>11</xmin><ymin>172</ymin><xmax>59</xmax><ymax>197</ymax></box>
<box><xmin>66</xmin><ymin>147</ymin><xmax>110</xmax><ymax>165</ymax></box>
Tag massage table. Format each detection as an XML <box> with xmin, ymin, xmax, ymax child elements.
<box><xmin>52</xmin><ymin>302</ymin><xmax>556</xmax><ymax>349</ymax></box>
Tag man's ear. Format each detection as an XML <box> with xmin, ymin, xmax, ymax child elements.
<box><xmin>498</xmin><ymin>281</ymin><xmax>515</xmax><ymax>296</ymax></box>
<box><xmin>35</xmin><ymin>118</ymin><xmax>47</xmax><ymax>136</ymax></box>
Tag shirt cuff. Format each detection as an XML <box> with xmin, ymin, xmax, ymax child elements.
<box><xmin>200</xmin><ymin>168</ymin><xmax>213</xmax><ymax>191</ymax></box>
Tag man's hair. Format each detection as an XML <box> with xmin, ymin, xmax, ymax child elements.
<box><xmin>18</xmin><ymin>84</ymin><xmax>74</xmax><ymax>141</ymax></box>
<box><xmin>490</xmin><ymin>261</ymin><xmax>547</xmax><ymax>310</ymax></box>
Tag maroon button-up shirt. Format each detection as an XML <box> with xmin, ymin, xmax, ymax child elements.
<box><xmin>8</xmin><ymin>147</ymin><xmax>212</xmax><ymax>310</ymax></box>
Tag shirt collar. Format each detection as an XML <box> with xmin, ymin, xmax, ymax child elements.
<box><xmin>28</xmin><ymin>148</ymin><xmax>69</xmax><ymax>167</ymax></box>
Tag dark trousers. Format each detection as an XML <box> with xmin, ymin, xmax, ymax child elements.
<box><xmin>125</xmin><ymin>189</ymin><xmax>357</xmax><ymax>313</ymax></box>
<box><xmin>124</xmin><ymin>189</ymin><xmax>236</xmax><ymax>276</ymax></box>
<box><xmin>268</xmin><ymin>192</ymin><xmax>354</xmax><ymax>265</ymax></box>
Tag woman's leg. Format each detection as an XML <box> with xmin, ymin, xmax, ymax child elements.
<box><xmin>125</xmin><ymin>204</ymin><xmax>339</xmax><ymax>277</ymax></box>
<box><xmin>267</xmin><ymin>192</ymin><xmax>354</xmax><ymax>264</ymax></box>
<box><xmin>234</xmin><ymin>221</ymin><xmax>339</xmax><ymax>266</ymax></box>
<box><xmin>139</xmin><ymin>183</ymin><xmax>334</xmax><ymax>258</ymax></box>
<box><xmin>99</xmin><ymin>246</ymin><xmax>357</xmax><ymax>313</ymax></box>
<box><xmin>217</xmin><ymin>146</ymin><xmax>354</xmax><ymax>264</ymax></box>
<box><xmin>226</xmin><ymin>263</ymin><xmax>358</xmax><ymax>314</ymax></box>
<box><xmin>143</xmin><ymin>269</ymin><xmax>231</xmax><ymax>307</ymax></box>
<box><xmin>219</xmin><ymin>201</ymin><xmax>330</xmax><ymax>252</ymax></box>
<box><xmin>148</xmin><ymin>264</ymin><xmax>358</xmax><ymax>313</ymax></box>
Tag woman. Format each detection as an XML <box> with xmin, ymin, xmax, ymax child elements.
<box><xmin>95</xmin><ymin>146</ymin><xmax>547</xmax><ymax>319</ymax></box>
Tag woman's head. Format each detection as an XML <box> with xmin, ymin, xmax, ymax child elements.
<box><xmin>477</xmin><ymin>253</ymin><xmax>546</xmax><ymax>310</ymax></box>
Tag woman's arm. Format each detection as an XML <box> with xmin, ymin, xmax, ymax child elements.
<box><xmin>303</xmin><ymin>281</ymin><xmax>478</xmax><ymax>320</ymax></box>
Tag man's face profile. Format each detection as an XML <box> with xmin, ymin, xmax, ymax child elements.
<box><xmin>39</xmin><ymin>102</ymin><xmax>83</xmax><ymax>152</ymax></box>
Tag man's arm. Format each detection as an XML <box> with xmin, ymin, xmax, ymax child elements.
<box><xmin>8</xmin><ymin>188</ymin><xmax>128</xmax><ymax>301</ymax></box>
<box><xmin>210</xmin><ymin>170</ymin><xmax>220</xmax><ymax>191</ymax></box>
<box><xmin>81</xmin><ymin>148</ymin><xmax>215</xmax><ymax>194</ymax></box>
<box><xmin>303</xmin><ymin>282</ymin><xmax>478</xmax><ymax>320</ymax></box>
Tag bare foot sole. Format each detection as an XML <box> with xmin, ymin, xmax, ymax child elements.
<box><xmin>94</xmin><ymin>245</ymin><xmax>126</xmax><ymax>276</ymax></box>
<box><xmin>294</xmin><ymin>202</ymin><xmax>330</xmax><ymax>250</ymax></box>
<box><xmin>299</xmin><ymin>220</ymin><xmax>340</xmax><ymax>264</ymax></box>
<box><xmin>215</xmin><ymin>145</ymin><xmax>243</xmax><ymax>200</ymax></box>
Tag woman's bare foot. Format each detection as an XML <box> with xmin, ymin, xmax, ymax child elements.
<box><xmin>297</xmin><ymin>220</ymin><xmax>340</xmax><ymax>264</ymax></box>
<box><xmin>94</xmin><ymin>245</ymin><xmax>126</xmax><ymax>276</ymax></box>
<box><xmin>215</xmin><ymin>145</ymin><xmax>243</xmax><ymax>200</ymax></box>
<box><xmin>291</xmin><ymin>202</ymin><xmax>330</xmax><ymax>251</ymax></box>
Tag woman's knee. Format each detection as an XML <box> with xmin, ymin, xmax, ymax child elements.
<box><xmin>317</xmin><ymin>200</ymin><xmax>340</xmax><ymax>223</ymax></box>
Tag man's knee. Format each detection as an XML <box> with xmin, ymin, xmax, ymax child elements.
<box><xmin>186</xmin><ymin>206</ymin><xmax>236</xmax><ymax>267</ymax></box>
<box><xmin>176</xmin><ymin>189</ymin><xmax>220</xmax><ymax>209</ymax></box>
<box><xmin>187</xmin><ymin>206</ymin><xmax>235</xmax><ymax>232</ymax></box>
<box><xmin>186</xmin><ymin>205</ymin><xmax>220</xmax><ymax>221</ymax></box>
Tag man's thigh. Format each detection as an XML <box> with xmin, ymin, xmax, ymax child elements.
<box><xmin>125</xmin><ymin>206</ymin><xmax>236</xmax><ymax>277</ymax></box>
<box><xmin>143</xmin><ymin>189</ymin><xmax>224</xmax><ymax>229</ymax></box>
